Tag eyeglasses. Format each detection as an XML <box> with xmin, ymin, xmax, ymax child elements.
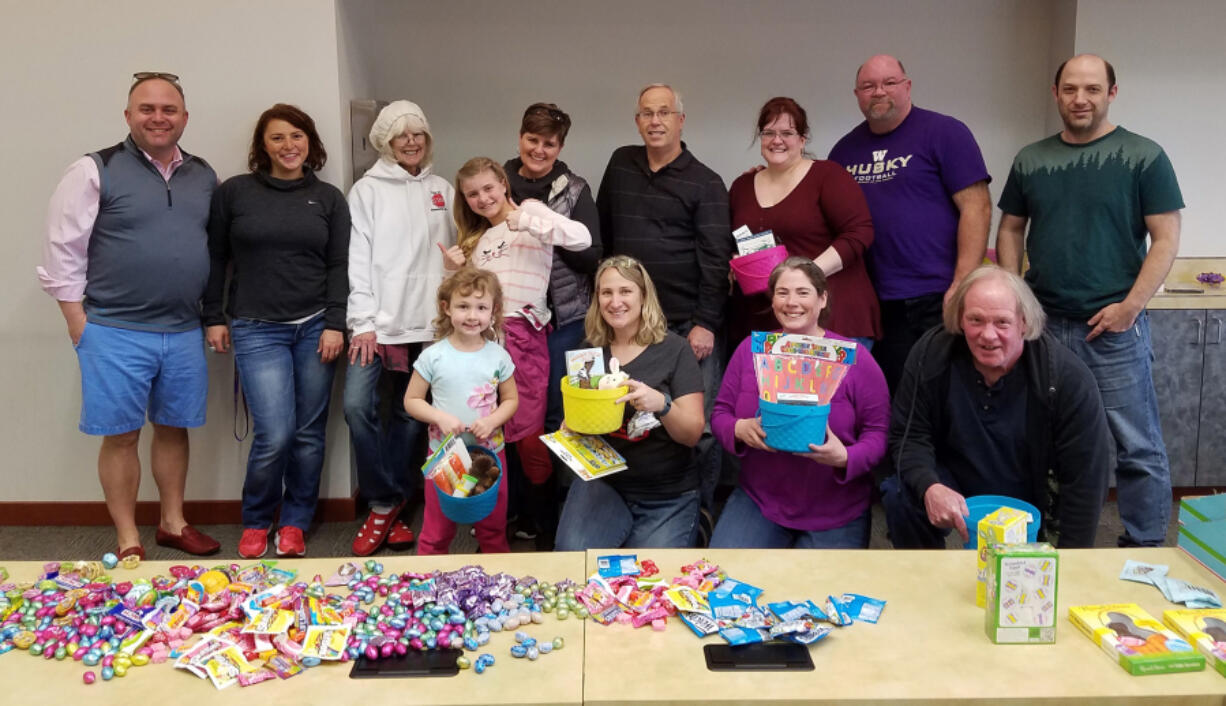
<box><xmin>132</xmin><ymin>72</ymin><xmax>181</xmax><ymax>85</ymax></box>
<box><xmin>760</xmin><ymin>130</ymin><xmax>800</xmax><ymax>141</ymax></box>
<box><xmin>636</xmin><ymin>109</ymin><xmax>679</xmax><ymax>121</ymax></box>
<box><xmin>393</xmin><ymin>131</ymin><xmax>427</xmax><ymax>144</ymax></box>
<box><xmin>855</xmin><ymin>77</ymin><xmax>908</xmax><ymax>94</ymax></box>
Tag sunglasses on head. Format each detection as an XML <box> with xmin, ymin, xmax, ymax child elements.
<box><xmin>132</xmin><ymin>72</ymin><xmax>180</xmax><ymax>85</ymax></box>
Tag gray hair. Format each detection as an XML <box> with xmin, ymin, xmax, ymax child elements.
<box><xmin>637</xmin><ymin>83</ymin><xmax>683</xmax><ymax>114</ymax></box>
<box><xmin>943</xmin><ymin>265</ymin><xmax>1046</xmax><ymax>340</ymax></box>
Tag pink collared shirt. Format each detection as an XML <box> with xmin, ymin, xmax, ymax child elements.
<box><xmin>37</xmin><ymin>144</ymin><xmax>184</xmax><ymax>302</ymax></box>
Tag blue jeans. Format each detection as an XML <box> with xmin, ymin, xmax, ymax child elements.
<box><xmin>555</xmin><ymin>480</ymin><xmax>699</xmax><ymax>550</ymax></box>
<box><xmin>710</xmin><ymin>487</ymin><xmax>871</xmax><ymax>548</ymax></box>
<box><xmin>545</xmin><ymin>319</ymin><xmax>587</xmax><ymax>432</ymax></box>
<box><xmin>1046</xmin><ymin>312</ymin><xmax>1169</xmax><ymax>546</ymax></box>
<box><xmin>343</xmin><ymin>349</ymin><xmax>423</xmax><ymax>512</ymax></box>
<box><xmin>881</xmin><ymin>473</ymin><xmax>953</xmax><ymax>549</ymax></box>
<box><xmin>231</xmin><ymin>315</ymin><xmax>337</xmax><ymax>530</ymax></box>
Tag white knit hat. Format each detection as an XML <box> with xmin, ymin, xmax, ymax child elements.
<box><xmin>369</xmin><ymin>100</ymin><xmax>432</xmax><ymax>158</ymax></box>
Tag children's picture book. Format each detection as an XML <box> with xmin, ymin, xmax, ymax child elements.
<box><xmin>420</xmin><ymin>433</ymin><xmax>472</xmax><ymax>495</ymax></box>
<box><xmin>1068</xmin><ymin>603</ymin><xmax>1205</xmax><ymax>675</ymax></box>
<box><xmin>565</xmin><ymin>347</ymin><xmax>605</xmax><ymax>388</ymax></box>
<box><xmin>540</xmin><ymin>428</ymin><xmax>628</xmax><ymax>481</ymax></box>
<box><xmin>753</xmin><ymin>353</ymin><xmax>848</xmax><ymax>404</ymax></box>
<box><xmin>751</xmin><ymin>331</ymin><xmax>857</xmax><ymax>365</ymax></box>
<box><xmin>1163</xmin><ymin>608</ymin><xmax>1226</xmax><ymax>677</ymax></box>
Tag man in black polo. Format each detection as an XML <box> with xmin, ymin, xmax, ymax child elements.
<box><xmin>597</xmin><ymin>83</ymin><xmax>733</xmax><ymax>532</ymax></box>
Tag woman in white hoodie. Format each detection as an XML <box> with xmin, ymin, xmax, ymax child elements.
<box><xmin>344</xmin><ymin>101</ymin><xmax>456</xmax><ymax>556</ymax></box>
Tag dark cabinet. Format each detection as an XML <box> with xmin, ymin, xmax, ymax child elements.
<box><xmin>1151</xmin><ymin>308</ymin><xmax>1226</xmax><ymax>486</ymax></box>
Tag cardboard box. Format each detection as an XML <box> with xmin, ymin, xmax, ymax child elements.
<box><xmin>976</xmin><ymin>507</ymin><xmax>1030</xmax><ymax>607</ymax></box>
<box><xmin>983</xmin><ymin>542</ymin><xmax>1057</xmax><ymax>644</ymax></box>
<box><xmin>1069</xmin><ymin>603</ymin><xmax>1205</xmax><ymax>675</ymax></box>
<box><xmin>1163</xmin><ymin>608</ymin><xmax>1226</xmax><ymax>678</ymax></box>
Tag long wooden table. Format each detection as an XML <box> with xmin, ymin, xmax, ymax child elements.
<box><xmin>4</xmin><ymin>548</ymin><xmax>1226</xmax><ymax>704</ymax></box>
<box><xmin>0</xmin><ymin>553</ymin><xmax>588</xmax><ymax>706</ymax></box>
<box><xmin>581</xmin><ymin>548</ymin><xmax>1226</xmax><ymax>705</ymax></box>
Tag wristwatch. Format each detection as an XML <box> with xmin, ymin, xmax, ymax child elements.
<box><xmin>658</xmin><ymin>392</ymin><xmax>673</xmax><ymax>417</ymax></box>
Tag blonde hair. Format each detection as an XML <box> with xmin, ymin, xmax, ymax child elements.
<box><xmin>584</xmin><ymin>255</ymin><xmax>668</xmax><ymax>347</ymax></box>
<box><xmin>433</xmin><ymin>267</ymin><xmax>505</xmax><ymax>343</ymax></box>
<box><xmin>454</xmin><ymin>157</ymin><xmax>511</xmax><ymax>258</ymax></box>
<box><xmin>943</xmin><ymin>265</ymin><xmax>1047</xmax><ymax>340</ymax></box>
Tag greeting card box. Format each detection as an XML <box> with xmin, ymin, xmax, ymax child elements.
<box><xmin>976</xmin><ymin>508</ymin><xmax>1032</xmax><ymax>608</ymax></box>
<box><xmin>1163</xmin><ymin>608</ymin><xmax>1226</xmax><ymax>677</ymax></box>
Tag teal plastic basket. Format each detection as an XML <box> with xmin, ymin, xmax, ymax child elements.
<box><xmin>759</xmin><ymin>399</ymin><xmax>830</xmax><ymax>453</ymax></box>
<box><xmin>435</xmin><ymin>446</ymin><xmax>502</xmax><ymax>524</ymax></box>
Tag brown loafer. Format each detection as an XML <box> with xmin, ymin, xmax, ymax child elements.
<box><xmin>155</xmin><ymin>524</ymin><xmax>220</xmax><ymax>555</ymax></box>
<box><xmin>117</xmin><ymin>544</ymin><xmax>146</xmax><ymax>560</ymax></box>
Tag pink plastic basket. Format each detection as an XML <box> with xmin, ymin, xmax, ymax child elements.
<box><xmin>730</xmin><ymin>245</ymin><xmax>789</xmax><ymax>295</ymax></box>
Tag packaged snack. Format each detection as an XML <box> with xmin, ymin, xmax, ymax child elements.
<box><xmin>984</xmin><ymin>543</ymin><xmax>1057</xmax><ymax>644</ymax></box>
<box><xmin>1069</xmin><ymin>603</ymin><xmax>1205</xmax><ymax>675</ymax></box>
<box><xmin>679</xmin><ymin>611</ymin><xmax>719</xmax><ymax>637</ymax></box>
<box><xmin>1163</xmin><ymin>608</ymin><xmax>1226</xmax><ymax>677</ymax></box>
<box><xmin>840</xmin><ymin>593</ymin><xmax>887</xmax><ymax>624</ymax></box>
<box><xmin>597</xmin><ymin>554</ymin><xmax>641</xmax><ymax>579</ymax></box>
<box><xmin>824</xmin><ymin>596</ymin><xmax>852</xmax><ymax>626</ymax></box>
<box><xmin>718</xmin><ymin>626</ymin><xmax>767</xmax><ymax>645</ymax></box>
<box><xmin>204</xmin><ymin>645</ymin><xmax>257</xmax><ymax>690</ymax></box>
<box><xmin>300</xmin><ymin>625</ymin><xmax>349</xmax><ymax>660</ymax></box>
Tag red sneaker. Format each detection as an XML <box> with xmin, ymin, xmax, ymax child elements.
<box><xmin>276</xmin><ymin>526</ymin><xmax>306</xmax><ymax>558</ymax></box>
<box><xmin>238</xmin><ymin>528</ymin><xmax>269</xmax><ymax>559</ymax></box>
<box><xmin>352</xmin><ymin>503</ymin><xmax>403</xmax><ymax>556</ymax></box>
<box><xmin>386</xmin><ymin>520</ymin><xmax>416</xmax><ymax>550</ymax></box>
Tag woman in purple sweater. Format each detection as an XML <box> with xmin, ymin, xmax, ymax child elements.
<box><xmin>710</xmin><ymin>257</ymin><xmax>889</xmax><ymax>548</ymax></box>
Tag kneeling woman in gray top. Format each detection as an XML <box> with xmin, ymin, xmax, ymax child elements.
<box><xmin>554</xmin><ymin>255</ymin><xmax>706</xmax><ymax>549</ymax></box>
<box><xmin>204</xmin><ymin>103</ymin><xmax>350</xmax><ymax>559</ymax></box>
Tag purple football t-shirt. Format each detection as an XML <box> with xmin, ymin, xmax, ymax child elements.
<box><xmin>829</xmin><ymin>107</ymin><xmax>990</xmax><ymax>301</ymax></box>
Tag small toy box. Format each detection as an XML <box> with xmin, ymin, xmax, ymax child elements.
<box><xmin>1068</xmin><ymin>603</ymin><xmax>1205</xmax><ymax>675</ymax></box>
<box><xmin>983</xmin><ymin>542</ymin><xmax>1057</xmax><ymax>644</ymax></box>
<box><xmin>1163</xmin><ymin>608</ymin><xmax>1226</xmax><ymax>678</ymax></box>
<box><xmin>976</xmin><ymin>506</ymin><xmax>1030</xmax><ymax>607</ymax></box>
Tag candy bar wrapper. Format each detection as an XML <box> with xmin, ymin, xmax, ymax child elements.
<box><xmin>205</xmin><ymin>645</ymin><xmax>258</xmax><ymax>690</ymax></box>
<box><xmin>175</xmin><ymin>635</ymin><xmax>235</xmax><ymax>678</ymax></box>
<box><xmin>770</xmin><ymin>619</ymin><xmax>817</xmax><ymax>638</ymax></box>
<box><xmin>664</xmin><ymin>586</ymin><xmax>709</xmax><ymax>614</ymax></box>
<box><xmin>266</xmin><ymin>567</ymin><xmax>297</xmax><ymax>585</ymax></box>
<box><xmin>679</xmin><ymin>611</ymin><xmax>719</xmax><ymax>637</ymax></box>
<box><xmin>266</xmin><ymin>654</ymin><xmax>305</xmax><ymax>679</ymax></box>
<box><xmin>301</xmin><ymin>625</ymin><xmax>349</xmax><ymax>660</ymax></box>
<box><xmin>163</xmin><ymin>599</ymin><xmax>200</xmax><ymax>633</ymax></box>
<box><xmin>719</xmin><ymin>626</ymin><xmax>768</xmax><ymax>645</ymax></box>
<box><xmin>767</xmin><ymin>600</ymin><xmax>828</xmax><ymax>623</ymax></box>
<box><xmin>680</xmin><ymin>559</ymin><xmax>721</xmax><ymax>576</ymax></box>
<box><xmin>631</xmin><ymin>606</ymin><xmax>669</xmax><ymax>628</ymax></box>
<box><xmin>840</xmin><ymin>593</ymin><xmax>887</xmax><ymax>624</ymax></box>
<box><xmin>243</xmin><ymin>584</ymin><xmax>288</xmax><ymax>619</ymax></box>
<box><xmin>242</xmin><ymin>608</ymin><xmax>295</xmax><ymax>634</ymax></box>
<box><xmin>710</xmin><ymin>577</ymin><xmax>763</xmax><ymax>606</ymax></box>
<box><xmin>597</xmin><ymin>554</ymin><xmax>641</xmax><ymax>578</ymax></box>
<box><xmin>238</xmin><ymin>667</ymin><xmax>278</xmax><ymax>687</ymax></box>
<box><xmin>785</xmin><ymin>624</ymin><xmax>833</xmax><ymax>645</ymax></box>
<box><xmin>733</xmin><ymin>607</ymin><xmax>773</xmax><ymax>630</ymax></box>
<box><xmin>824</xmin><ymin>596</ymin><xmax>853</xmax><ymax>626</ymax></box>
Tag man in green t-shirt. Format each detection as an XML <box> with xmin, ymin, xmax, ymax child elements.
<box><xmin>996</xmin><ymin>54</ymin><xmax>1184</xmax><ymax>547</ymax></box>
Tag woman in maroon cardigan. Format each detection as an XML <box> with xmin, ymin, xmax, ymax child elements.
<box><xmin>728</xmin><ymin>97</ymin><xmax>880</xmax><ymax>349</ymax></box>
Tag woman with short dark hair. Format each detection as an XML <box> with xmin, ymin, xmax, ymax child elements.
<box><xmin>204</xmin><ymin>103</ymin><xmax>350</xmax><ymax>559</ymax></box>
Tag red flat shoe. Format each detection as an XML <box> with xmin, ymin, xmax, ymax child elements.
<box><xmin>156</xmin><ymin>524</ymin><xmax>221</xmax><ymax>555</ymax></box>
<box><xmin>117</xmin><ymin>544</ymin><xmax>145</xmax><ymax>560</ymax></box>
<box><xmin>352</xmin><ymin>502</ymin><xmax>404</xmax><ymax>557</ymax></box>
<box><xmin>386</xmin><ymin>520</ymin><xmax>416</xmax><ymax>550</ymax></box>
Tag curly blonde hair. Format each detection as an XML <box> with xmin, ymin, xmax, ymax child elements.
<box><xmin>584</xmin><ymin>255</ymin><xmax>668</xmax><ymax>347</ymax></box>
<box><xmin>432</xmin><ymin>266</ymin><xmax>505</xmax><ymax>342</ymax></box>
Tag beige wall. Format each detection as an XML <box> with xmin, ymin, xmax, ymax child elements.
<box><xmin>1</xmin><ymin>0</ymin><xmax>352</xmax><ymax>502</ymax></box>
<box><xmin>1</xmin><ymin>0</ymin><xmax>1214</xmax><ymax>505</ymax></box>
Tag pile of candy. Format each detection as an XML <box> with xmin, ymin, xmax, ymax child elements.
<box><xmin>0</xmin><ymin>558</ymin><xmax>579</xmax><ymax>689</ymax></box>
<box><xmin>576</xmin><ymin>555</ymin><xmax>886</xmax><ymax>646</ymax></box>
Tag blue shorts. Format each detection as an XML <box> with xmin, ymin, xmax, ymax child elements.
<box><xmin>74</xmin><ymin>322</ymin><xmax>208</xmax><ymax>435</ymax></box>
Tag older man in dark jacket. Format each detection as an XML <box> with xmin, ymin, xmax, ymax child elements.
<box><xmin>882</xmin><ymin>265</ymin><xmax>1111</xmax><ymax>548</ymax></box>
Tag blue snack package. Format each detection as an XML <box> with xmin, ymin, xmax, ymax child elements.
<box><xmin>709</xmin><ymin>592</ymin><xmax>753</xmax><ymax>621</ymax></box>
<box><xmin>709</xmin><ymin>577</ymin><xmax>764</xmax><ymax>606</ymax></box>
<box><xmin>596</xmin><ymin>554</ymin><xmax>640</xmax><ymax>578</ymax></box>
<box><xmin>679</xmin><ymin>611</ymin><xmax>719</xmax><ymax>637</ymax></box>
<box><xmin>718</xmin><ymin>626</ymin><xmax>767</xmax><ymax>645</ymax></box>
<box><xmin>825</xmin><ymin>595</ymin><xmax>852</xmax><ymax>626</ymax></box>
<box><xmin>785</xmin><ymin>623</ymin><xmax>833</xmax><ymax>645</ymax></box>
<box><xmin>768</xmin><ymin>600</ymin><xmax>829</xmax><ymax>623</ymax></box>
<box><xmin>839</xmin><ymin>593</ymin><xmax>886</xmax><ymax>623</ymax></box>
<box><xmin>733</xmin><ymin>606</ymin><xmax>772</xmax><ymax>629</ymax></box>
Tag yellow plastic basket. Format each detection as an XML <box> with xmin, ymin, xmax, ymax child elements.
<box><xmin>560</xmin><ymin>377</ymin><xmax>628</xmax><ymax>434</ymax></box>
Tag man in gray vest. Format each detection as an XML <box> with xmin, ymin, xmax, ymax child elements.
<box><xmin>38</xmin><ymin>73</ymin><xmax>220</xmax><ymax>558</ymax></box>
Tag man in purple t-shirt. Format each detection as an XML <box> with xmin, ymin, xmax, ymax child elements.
<box><xmin>829</xmin><ymin>54</ymin><xmax>992</xmax><ymax>395</ymax></box>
